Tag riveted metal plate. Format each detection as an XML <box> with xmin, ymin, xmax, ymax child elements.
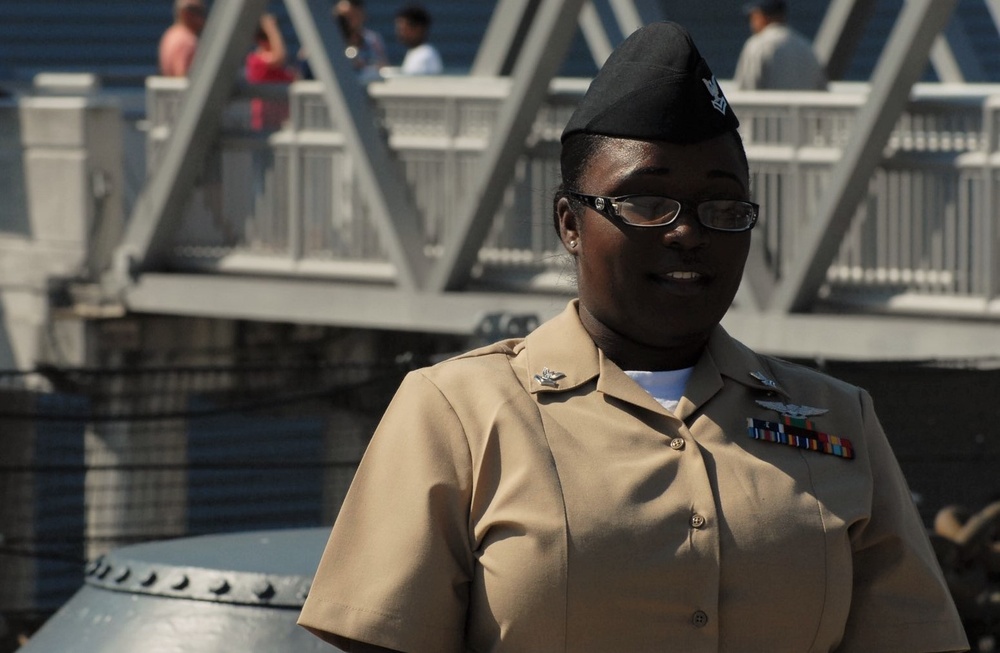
<box><xmin>21</xmin><ymin>528</ymin><xmax>342</xmax><ymax>653</ymax></box>
<box><xmin>82</xmin><ymin>528</ymin><xmax>325</xmax><ymax>608</ymax></box>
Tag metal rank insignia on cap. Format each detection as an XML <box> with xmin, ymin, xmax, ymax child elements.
<box><xmin>702</xmin><ymin>75</ymin><xmax>728</xmax><ymax>115</ymax></box>
<box><xmin>533</xmin><ymin>367</ymin><xmax>565</xmax><ymax>388</ymax></box>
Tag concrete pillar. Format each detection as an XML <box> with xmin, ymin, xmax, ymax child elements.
<box><xmin>0</xmin><ymin>90</ymin><xmax>125</xmax><ymax>371</ymax></box>
<box><xmin>19</xmin><ymin>93</ymin><xmax>124</xmax><ymax>280</ymax></box>
<box><xmin>83</xmin><ymin>317</ymin><xmax>239</xmax><ymax>559</ymax></box>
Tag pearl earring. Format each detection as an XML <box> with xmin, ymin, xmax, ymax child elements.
<box><xmin>569</xmin><ymin>240</ymin><xmax>577</xmax><ymax>248</ymax></box>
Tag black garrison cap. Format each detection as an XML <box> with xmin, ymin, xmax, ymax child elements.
<box><xmin>561</xmin><ymin>22</ymin><xmax>739</xmax><ymax>143</ymax></box>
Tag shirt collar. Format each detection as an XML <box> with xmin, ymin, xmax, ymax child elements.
<box><xmin>520</xmin><ymin>300</ymin><xmax>601</xmax><ymax>394</ymax></box>
<box><xmin>703</xmin><ymin>326</ymin><xmax>791</xmax><ymax>397</ymax></box>
<box><xmin>518</xmin><ymin>301</ymin><xmax>786</xmax><ymax>417</ymax></box>
<box><xmin>519</xmin><ymin>301</ymin><xmax>667</xmax><ymax>415</ymax></box>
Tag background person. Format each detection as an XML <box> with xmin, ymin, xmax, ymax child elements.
<box><xmin>733</xmin><ymin>0</ymin><xmax>827</xmax><ymax>90</ymax></box>
<box><xmin>299</xmin><ymin>0</ymin><xmax>387</xmax><ymax>82</ymax></box>
<box><xmin>394</xmin><ymin>3</ymin><xmax>443</xmax><ymax>75</ymax></box>
<box><xmin>299</xmin><ymin>21</ymin><xmax>967</xmax><ymax>653</ymax></box>
<box><xmin>335</xmin><ymin>0</ymin><xmax>388</xmax><ymax>82</ymax></box>
<box><xmin>158</xmin><ymin>0</ymin><xmax>207</xmax><ymax>77</ymax></box>
<box><xmin>245</xmin><ymin>13</ymin><xmax>297</xmax><ymax>131</ymax></box>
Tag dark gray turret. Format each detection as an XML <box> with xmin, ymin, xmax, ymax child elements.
<box><xmin>19</xmin><ymin>528</ymin><xmax>343</xmax><ymax>652</ymax></box>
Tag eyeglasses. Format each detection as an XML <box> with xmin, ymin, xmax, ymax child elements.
<box><xmin>565</xmin><ymin>191</ymin><xmax>759</xmax><ymax>232</ymax></box>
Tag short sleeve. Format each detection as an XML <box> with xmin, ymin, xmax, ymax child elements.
<box><xmin>838</xmin><ymin>390</ymin><xmax>969</xmax><ymax>652</ymax></box>
<box><xmin>298</xmin><ymin>371</ymin><xmax>474</xmax><ymax>653</ymax></box>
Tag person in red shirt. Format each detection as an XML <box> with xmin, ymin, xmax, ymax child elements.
<box><xmin>158</xmin><ymin>0</ymin><xmax>207</xmax><ymax>77</ymax></box>
<box><xmin>245</xmin><ymin>13</ymin><xmax>297</xmax><ymax>131</ymax></box>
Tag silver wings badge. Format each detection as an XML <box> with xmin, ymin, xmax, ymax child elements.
<box><xmin>755</xmin><ymin>400</ymin><xmax>829</xmax><ymax>419</ymax></box>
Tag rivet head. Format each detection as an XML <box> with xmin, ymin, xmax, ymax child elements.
<box><xmin>139</xmin><ymin>571</ymin><xmax>158</xmax><ymax>587</ymax></box>
<box><xmin>295</xmin><ymin>582</ymin><xmax>311</xmax><ymax>601</ymax></box>
<box><xmin>169</xmin><ymin>574</ymin><xmax>189</xmax><ymax>591</ymax></box>
<box><xmin>113</xmin><ymin>567</ymin><xmax>131</xmax><ymax>583</ymax></box>
<box><xmin>252</xmin><ymin>580</ymin><xmax>275</xmax><ymax>600</ymax></box>
<box><xmin>96</xmin><ymin>563</ymin><xmax>111</xmax><ymax>579</ymax></box>
<box><xmin>85</xmin><ymin>559</ymin><xmax>102</xmax><ymax>576</ymax></box>
<box><xmin>208</xmin><ymin>578</ymin><xmax>231</xmax><ymax>595</ymax></box>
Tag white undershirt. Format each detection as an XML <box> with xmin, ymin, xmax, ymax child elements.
<box><xmin>624</xmin><ymin>368</ymin><xmax>695</xmax><ymax>413</ymax></box>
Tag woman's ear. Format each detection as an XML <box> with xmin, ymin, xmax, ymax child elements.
<box><xmin>556</xmin><ymin>196</ymin><xmax>581</xmax><ymax>256</ymax></box>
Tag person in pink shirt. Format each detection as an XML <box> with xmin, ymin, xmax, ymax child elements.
<box><xmin>245</xmin><ymin>13</ymin><xmax>298</xmax><ymax>130</ymax></box>
<box><xmin>158</xmin><ymin>0</ymin><xmax>207</xmax><ymax>77</ymax></box>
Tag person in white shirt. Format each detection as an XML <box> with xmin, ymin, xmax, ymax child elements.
<box><xmin>733</xmin><ymin>0</ymin><xmax>827</xmax><ymax>90</ymax></box>
<box><xmin>394</xmin><ymin>3</ymin><xmax>443</xmax><ymax>75</ymax></box>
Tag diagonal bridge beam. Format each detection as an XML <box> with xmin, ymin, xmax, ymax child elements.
<box><xmin>429</xmin><ymin>0</ymin><xmax>589</xmax><ymax>291</ymax></box>
<box><xmin>115</xmin><ymin>0</ymin><xmax>427</xmax><ymax>290</ymax></box>
<box><xmin>761</xmin><ymin>0</ymin><xmax>959</xmax><ymax>314</ymax></box>
<box><xmin>113</xmin><ymin>0</ymin><xmax>267</xmax><ymax>283</ymax></box>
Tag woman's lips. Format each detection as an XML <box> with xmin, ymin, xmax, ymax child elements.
<box><xmin>663</xmin><ymin>270</ymin><xmax>703</xmax><ymax>281</ymax></box>
<box><xmin>650</xmin><ymin>269</ymin><xmax>711</xmax><ymax>295</ymax></box>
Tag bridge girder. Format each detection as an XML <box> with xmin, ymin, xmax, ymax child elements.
<box><xmin>110</xmin><ymin>0</ymin><xmax>1000</xmax><ymax>362</ymax></box>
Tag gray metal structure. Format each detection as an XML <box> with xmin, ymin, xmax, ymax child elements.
<box><xmin>428</xmin><ymin>0</ymin><xmax>587</xmax><ymax>292</ymax></box>
<box><xmin>18</xmin><ymin>529</ymin><xmax>340</xmax><ymax>653</ymax></box>
<box><xmin>116</xmin><ymin>0</ymin><xmax>429</xmax><ymax>290</ymax></box>
<box><xmin>756</xmin><ymin>0</ymin><xmax>959</xmax><ymax>313</ymax></box>
<box><xmin>105</xmin><ymin>0</ymin><xmax>1000</xmax><ymax>362</ymax></box>
<box><xmin>114</xmin><ymin>0</ymin><xmax>267</xmax><ymax>278</ymax></box>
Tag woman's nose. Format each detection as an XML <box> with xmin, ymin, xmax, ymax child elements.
<box><xmin>661</xmin><ymin>210</ymin><xmax>709</xmax><ymax>249</ymax></box>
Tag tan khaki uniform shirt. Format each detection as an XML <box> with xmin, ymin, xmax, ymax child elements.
<box><xmin>299</xmin><ymin>301</ymin><xmax>968</xmax><ymax>653</ymax></box>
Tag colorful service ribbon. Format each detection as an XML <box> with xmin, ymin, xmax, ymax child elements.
<box><xmin>746</xmin><ymin>415</ymin><xmax>854</xmax><ymax>460</ymax></box>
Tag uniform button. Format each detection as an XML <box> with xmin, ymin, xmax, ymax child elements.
<box><xmin>690</xmin><ymin>513</ymin><xmax>706</xmax><ymax>529</ymax></box>
<box><xmin>691</xmin><ymin>610</ymin><xmax>709</xmax><ymax>628</ymax></box>
<box><xmin>669</xmin><ymin>437</ymin><xmax>686</xmax><ymax>450</ymax></box>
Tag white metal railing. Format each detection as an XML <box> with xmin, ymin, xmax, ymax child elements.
<box><xmin>730</xmin><ymin>83</ymin><xmax>1000</xmax><ymax>311</ymax></box>
<box><xmin>144</xmin><ymin>76</ymin><xmax>1000</xmax><ymax>312</ymax></box>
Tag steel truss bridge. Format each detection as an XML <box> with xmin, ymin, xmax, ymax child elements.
<box><xmin>85</xmin><ymin>0</ymin><xmax>1000</xmax><ymax>360</ymax></box>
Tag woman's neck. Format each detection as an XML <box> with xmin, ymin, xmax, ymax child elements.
<box><xmin>578</xmin><ymin>305</ymin><xmax>709</xmax><ymax>372</ymax></box>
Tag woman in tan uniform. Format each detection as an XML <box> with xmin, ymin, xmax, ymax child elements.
<box><xmin>298</xmin><ymin>22</ymin><xmax>969</xmax><ymax>653</ymax></box>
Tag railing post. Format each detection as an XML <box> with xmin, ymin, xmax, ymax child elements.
<box><xmin>984</xmin><ymin>97</ymin><xmax>999</xmax><ymax>301</ymax></box>
<box><xmin>286</xmin><ymin>130</ymin><xmax>303</xmax><ymax>262</ymax></box>
<box><xmin>790</xmin><ymin>99</ymin><xmax>803</xmax><ymax>274</ymax></box>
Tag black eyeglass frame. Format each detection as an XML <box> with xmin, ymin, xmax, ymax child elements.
<box><xmin>564</xmin><ymin>191</ymin><xmax>759</xmax><ymax>232</ymax></box>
